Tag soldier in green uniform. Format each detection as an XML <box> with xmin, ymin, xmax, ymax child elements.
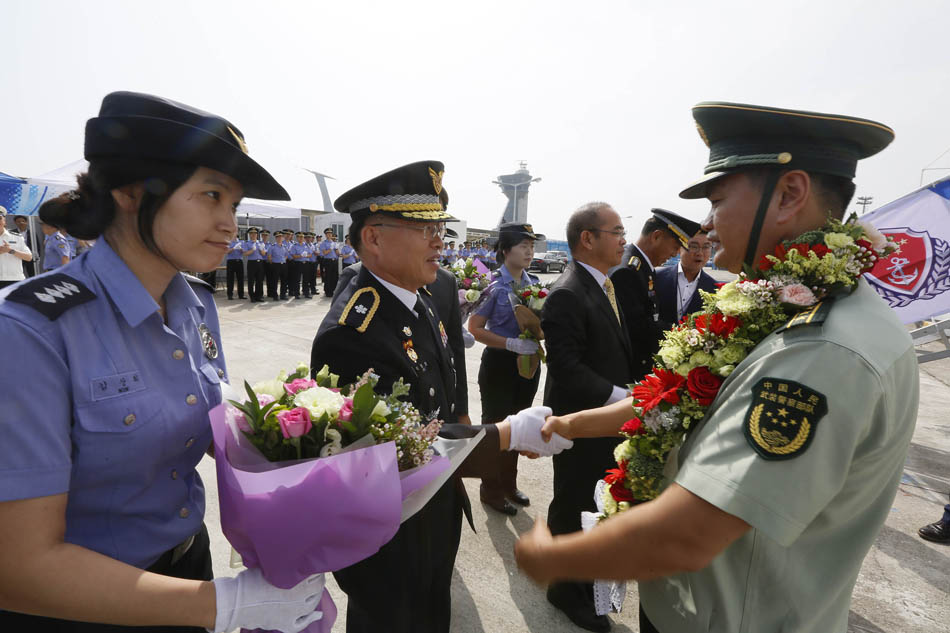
<box><xmin>514</xmin><ymin>102</ymin><xmax>919</xmax><ymax>633</ymax></box>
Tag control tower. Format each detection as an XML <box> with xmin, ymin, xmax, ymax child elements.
<box><xmin>493</xmin><ymin>161</ymin><xmax>540</xmax><ymax>226</ymax></box>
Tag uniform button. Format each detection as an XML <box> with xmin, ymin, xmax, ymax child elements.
<box><xmin>123</xmin><ymin>413</ymin><xmax>136</xmax><ymax>426</ymax></box>
<box><xmin>451</xmin><ymin>403</ymin><xmax>456</xmax><ymax>413</ymax></box>
<box><xmin>185</xmin><ymin>437</ymin><xmax>195</xmax><ymax>448</ymax></box>
<box><xmin>429</xmin><ymin>387</ymin><xmax>435</xmax><ymax>397</ymax></box>
<box><xmin>450</xmin><ymin>357</ymin><xmax>454</xmax><ymax>366</ymax></box>
<box><xmin>171</xmin><ymin>469</ymin><xmax>178</xmax><ymax>480</ymax></box>
<box><xmin>172</xmin><ymin>349</ymin><xmax>185</xmax><ymax>360</ymax></box>
<box><xmin>179</xmin><ymin>507</ymin><xmax>190</xmax><ymax>519</ymax></box>
<box><xmin>217</xmin><ymin>368</ymin><xmax>225</xmax><ymax>378</ymax></box>
<box><xmin>186</xmin><ymin>394</ymin><xmax>198</xmax><ymax>405</ymax></box>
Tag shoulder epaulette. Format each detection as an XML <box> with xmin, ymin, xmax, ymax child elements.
<box><xmin>628</xmin><ymin>254</ymin><xmax>641</xmax><ymax>270</ymax></box>
<box><xmin>4</xmin><ymin>273</ymin><xmax>96</xmax><ymax>320</ymax></box>
<box><xmin>183</xmin><ymin>273</ymin><xmax>214</xmax><ymax>292</ymax></box>
<box><xmin>338</xmin><ymin>286</ymin><xmax>380</xmax><ymax>333</ymax></box>
<box><xmin>775</xmin><ymin>299</ymin><xmax>834</xmax><ymax>333</ymax></box>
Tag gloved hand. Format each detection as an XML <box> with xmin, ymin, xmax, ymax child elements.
<box><xmin>209</xmin><ymin>568</ymin><xmax>324</xmax><ymax>633</ymax></box>
<box><xmin>505</xmin><ymin>337</ymin><xmax>540</xmax><ymax>355</ymax></box>
<box><xmin>507</xmin><ymin>406</ymin><xmax>573</xmax><ymax>456</ymax></box>
<box><xmin>462</xmin><ymin>329</ymin><xmax>476</xmax><ymax>349</ymax></box>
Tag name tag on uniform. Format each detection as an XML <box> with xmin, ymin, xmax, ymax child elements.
<box><xmin>90</xmin><ymin>371</ymin><xmax>145</xmax><ymax>401</ymax></box>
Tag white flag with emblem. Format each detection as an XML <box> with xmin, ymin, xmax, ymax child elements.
<box><xmin>863</xmin><ymin>176</ymin><xmax>950</xmax><ymax>323</ymax></box>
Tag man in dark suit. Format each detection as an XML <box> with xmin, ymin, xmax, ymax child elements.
<box><xmin>312</xmin><ymin>161</ymin><xmax>569</xmax><ymax>633</ymax></box>
<box><xmin>610</xmin><ymin>209</ymin><xmax>701</xmax><ymax>380</ymax></box>
<box><xmin>541</xmin><ymin>202</ymin><xmax>637</xmax><ymax>632</ymax></box>
<box><xmin>655</xmin><ymin>230</ymin><xmax>718</xmax><ymax>330</ymax></box>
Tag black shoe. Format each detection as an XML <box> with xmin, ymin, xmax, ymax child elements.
<box><xmin>919</xmin><ymin>520</ymin><xmax>950</xmax><ymax>543</ymax></box>
<box><xmin>227</xmin><ymin>296</ymin><xmax>233</xmax><ymax>300</ymax></box>
<box><xmin>508</xmin><ymin>490</ymin><xmax>530</xmax><ymax>507</ymax></box>
<box><xmin>481</xmin><ymin>496</ymin><xmax>517</xmax><ymax>516</ymax></box>
<box><xmin>304</xmin><ymin>293</ymin><xmax>311</xmax><ymax>299</ymax></box>
<box><xmin>238</xmin><ymin>295</ymin><xmax>246</xmax><ymax>299</ymax></box>
<box><xmin>546</xmin><ymin>586</ymin><xmax>611</xmax><ymax>632</ymax></box>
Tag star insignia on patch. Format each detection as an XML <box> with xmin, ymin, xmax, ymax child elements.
<box><xmin>355</xmin><ymin>304</ymin><xmax>368</xmax><ymax>315</ymax></box>
<box><xmin>743</xmin><ymin>378</ymin><xmax>828</xmax><ymax>460</ymax></box>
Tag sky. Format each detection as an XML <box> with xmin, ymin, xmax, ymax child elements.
<box><xmin>3</xmin><ymin>0</ymin><xmax>950</xmax><ymax>240</ymax></box>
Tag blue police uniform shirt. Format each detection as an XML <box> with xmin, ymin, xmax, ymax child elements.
<box><xmin>444</xmin><ymin>248</ymin><xmax>457</xmax><ymax>265</ymax></box>
<box><xmin>304</xmin><ymin>242</ymin><xmax>317</xmax><ymax>262</ymax></box>
<box><xmin>291</xmin><ymin>242</ymin><xmax>309</xmax><ymax>261</ymax></box>
<box><xmin>65</xmin><ymin>235</ymin><xmax>79</xmax><ymax>258</ymax></box>
<box><xmin>459</xmin><ymin>247</ymin><xmax>471</xmax><ymax>259</ymax></box>
<box><xmin>473</xmin><ymin>265</ymin><xmax>539</xmax><ymax>338</ymax></box>
<box><xmin>0</xmin><ymin>239</ymin><xmax>227</xmax><ymax>568</ymax></box>
<box><xmin>269</xmin><ymin>241</ymin><xmax>288</xmax><ymax>264</ymax></box>
<box><xmin>226</xmin><ymin>238</ymin><xmax>244</xmax><ymax>261</ymax></box>
<box><xmin>244</xmin><ymin>239</ymin><xmax>265</xmax><ymax>261</ymax></box>
<box><xmin>318</xmin><ymin>239</ymin><xmax>335</xmax><ymax>260</ymax></box>
<box><xmin>44</xmin><ymin>233</ymin><xmax>70</xmax><ymax>270</ymax></box>
<box><xmin>340</xmin><ymin>244</ymin><xmax>357</xmax><ymax>264</ymax></box>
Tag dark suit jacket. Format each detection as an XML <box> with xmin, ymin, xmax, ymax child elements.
<box><xmin>541</xmin><ymin>261</ymin><xmax>637</xmax><ymax>537</ymax></box>
<box><xmin>655</xmin><ymin>264</ymin><xmax>719</xmax><ymax>330</ymax></box>
<box><xmin>610</xmin><ymin>244</ymin><xmax>663</xmax><ymax>381</ymax></box>
<box><xmin>334</xmin><ymin>263</ymin><xmax>468</xmax><ymax>419</ymax></box>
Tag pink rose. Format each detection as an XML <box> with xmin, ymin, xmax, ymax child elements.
<box><xmin>227</xmin><ymin>405</ymin><xmax>254</xmax><ymax>434</ymax></box>
<box><xmin>277</xmin><ymin>407</ymin><xmax>312</xmax><ymax>439</ymax></box>
<box><xmin>339</xmin><ymin>398</ymin><xmax>354</xmax><ymax>422</ymax></box>
<box><xmin>284</xmin><ymin>378</ymin><xmax>317</xmax><ymax>396</ymax></box>
<box><xmin>257</xmin><ymin>394</ymin><xmax>275</xmax><ymax>407</ymax></box>
<box><xmin>777</xmin><ymin>283</ymin><xmax>817</xmax><ymax>307</ymax></box>
<box><xmin>458</xmin><ymin>289</ymin><xmax>467</xmax><ymax>304</ymax></box>
<box><xmin>463</xmin><ymin>278</ymin><xmax>473</xmax><ymax>289</ymax></box>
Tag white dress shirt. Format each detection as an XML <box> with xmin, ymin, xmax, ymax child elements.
<box><xmin>0</xmin><ymin>229</ymin><xmax>32</xmax><ymax>281</ymax></box>
<box><xmin>368</xmin><ymin>270</ymin><xmax>420</xmax><ymax>316</ymax></box>
<box><xmin>676</xmin><ymin>262</ymin><xmax>702</xmax><ymax>321</ymax></box>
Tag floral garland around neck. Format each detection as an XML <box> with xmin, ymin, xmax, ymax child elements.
<box><xmin>598</xmin><ymin>214</ymin><xmax>896</xmax><ymax>518</ymax></box>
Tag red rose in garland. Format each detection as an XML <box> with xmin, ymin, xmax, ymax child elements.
<box><xmin>810</xmin><ymin>243</ymin><xmax>830</xmax><ymax>258</ymax></box>
<box><xmin>709</xmin><ymin>313</ymin><xmax>741</xmax><ymax>338</ymax></box>
<box><xmin>632</xmin><ymin>369</ymin><xmax>685</xmax><ymax>411</ymax></box>
<box><xmin>609</xmin><ymin>482</ymin><xmax>635</xmax><ymax>503</ymax></box>
<box><xmin>686</xmin><ymin>366</ymin><xmax>724</xmax><ymax>406</ymax></box>
<box><xmin>620</xmin><ymin>418</ymin><xmax>644</xmax><ymax>435</ymax></box>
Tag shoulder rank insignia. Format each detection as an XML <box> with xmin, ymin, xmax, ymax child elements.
<box><xmin>339</xmin><ymin>287</ymin><xmax>380</xmax><ymax>333</ymax></box>
<box><xmin>743</xmin><ymin>377</ymin><xmax>828</xmax><ymax>460</ymax></box>
<box><xmin>183</xmin><ymin>273</ymin><xmax>214</xmax><ymax>292</ymax></box>
<box><xmin>628</xmin><ymin>255</ymin><xmax>641</xmax><ymax>270</ymax></box>
<box><xmin>775</xmin><ymin>300</ymin><xmax>833</xmax><ymax>333</ymax></box>
<box><xmin>5</xmin><ymin>273</ymin><xmax>96</xmax><ymax>321</ymax></box>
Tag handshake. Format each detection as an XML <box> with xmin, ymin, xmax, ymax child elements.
<box><xmin>505</xmin><ymin>406</ymin><xmax>573</xmax><ymax>457</ymax></box>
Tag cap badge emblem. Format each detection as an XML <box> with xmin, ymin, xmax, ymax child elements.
<box><xmin>198</xmin><ymin>323</ymin><xmax>218</xmax><ymax>360</ymax></box>
<box><xmin>429</xmin><ymin>167</ymin><xmax>444</xmax><ymax>195</ymax></box>
<box><xmin>226</xmin><ymin>126</ymin><xmax>248</xmax><ymax>154</ymax></box>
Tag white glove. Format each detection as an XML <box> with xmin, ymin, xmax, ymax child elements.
<box><xmin>462</xmin><ymin>330</ymin><xmax>476</xmax><ymax>348</ymax></box>
<box><xmin>209</xmin><ymin>568</ymin><xmax>324</xmax><ymax>633</ymax></box>
<box><xmin>507</xmin><ymin>406</ymin><xmax>573</xmax><ymax>456</ymax></box>
<box><xmin>505</xmin><ymin>337</ymin><xmax>540</xmax><ymax>355</ymax></box>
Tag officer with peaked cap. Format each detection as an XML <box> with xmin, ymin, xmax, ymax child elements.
<box><xmin>311</xmin><ymin>161</ymin><xmax>572</xmax><ymax>633</ymax></box>
<box><xmin>515</xmin><ymin>102</ymin><xmax>918</xmax><ymax>633</ymax></box>
<box><xmin>0</xmin><ymin>91</ymin><xmax>326</xmax><ymax>632</ymax></box>
<box><xmin>610</xmin><ymin>208</ymin><xmax>701</xmax><ymax>381</ymax></box>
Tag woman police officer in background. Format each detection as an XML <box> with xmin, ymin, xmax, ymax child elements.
<box><xmin>467</xmin><ymin>223</ymin><xmax>544</xmax><ymax>515</ymax></box>
<box><xmin>0</xmin><ymin>92</ymin><xmax>324</xmax><ymax>632</ymax></box>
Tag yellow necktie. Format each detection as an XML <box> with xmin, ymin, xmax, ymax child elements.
<box><xmin>603</xmin><ymin>278</ymin><xmax>622</xmax><ymax>325</ymax></box>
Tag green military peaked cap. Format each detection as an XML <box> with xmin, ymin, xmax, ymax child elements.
<box><xmin>680</xmin><ymin>102</ymin><xmax>894</xmax><ymax>199</ymax></box>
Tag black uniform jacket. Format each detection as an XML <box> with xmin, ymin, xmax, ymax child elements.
<box><xmin>610</xmin><ymin>243</ymin><xmax>663</xmax><ymax>381</ymax></box>
<box><xmin>654</xmin><ymin>264</ymin><xmax>719</xmax><ymax>331</ymax></box>
<box><xmin>540</xmin><ymin>261</ymin><xmax>637</xmax><ymax>537</ymax></box>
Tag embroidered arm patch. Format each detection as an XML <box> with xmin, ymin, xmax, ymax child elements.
<box><xmin>743</xmin><ymin>377</ymin><xmax>828</xmax><ymax>460</ymax></box>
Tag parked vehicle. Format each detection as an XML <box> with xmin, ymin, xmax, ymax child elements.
<box><xmin>529</xmin><ymin>251</ymin><xmax>567</xmax><ymax>273</ymax></box>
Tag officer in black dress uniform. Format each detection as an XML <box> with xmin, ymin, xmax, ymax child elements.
<box><xmin>311</xmin><ymin>161</ymin><xmax>570</xmax><ymax>633</ymax></box>
<box><xmin>609</xmin><ymin>208</ymin><xmax>701</xmax><ymax>380</ymax></box>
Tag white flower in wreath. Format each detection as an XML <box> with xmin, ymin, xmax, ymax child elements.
<box><xmin>857</xmin><ymin>220</ymin><xmax>888</xmax><ymax>252</ymax></box>
<box><xmin>294</xmin><ymin>386</ymin><xmax>345</xmax><ymax>421</ymax></box>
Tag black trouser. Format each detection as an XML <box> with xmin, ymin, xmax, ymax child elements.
<box><xmin>321</xmin><ymin>258</ymin><xmax>339</xmax><ymax>297</ymax></box>
<box><xmin>22</xmin><ymin>260</ymin><xmax>35</xmax><ymax>277</ymax></box>
<box><xmin>246</xmin><ymin>259</ymin><xmax>265</xmax><ymax>300</ymax></box>
<box><xmin>226</xmin><ymin>259</ymin><xmax>245</xmax><ymax>298</ymax></box>
<box><xmin>0</xmin><ymin>525</ymin><xmax>213</xmax><ymax>632</ymax></box>
<box><xmin>304</xmin><ymin>261</ymin><xmax>317</xmax><ymax>296</ymax></box>
<box><xmin>273</xmin><ymin>262</ymin><xmax>288</xmax><ymax>298</ymax></box>
<box><xmin>477</xmin><ymin>347</ymin><xmax>539</xmax><ymax>502</ymax></box>
<box><xmin>264</xmin><ymin>261</ymin><xmax>277</xmax><ymax>299</ymax></box>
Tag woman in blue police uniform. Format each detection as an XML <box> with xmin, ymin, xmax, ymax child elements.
<box><xmin>0</xmin><ymin>92</ymin><xmax>324</xmax><ymax>633</ymax></box>
<box><xmin>40</xmin><ymin>218</ymin><xmax>71</xmax><ymax>270</ymax></box>
<box><xmin>468</xmin><ymin>223</ymin><xmax>543</xmax><ymax>515</ymax></box>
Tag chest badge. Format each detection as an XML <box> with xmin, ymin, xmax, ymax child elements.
<box><xmin>743</xmin><ymin>378</ymin><xmax>828</xmax><ymax>460</ymax></box>
<box><xmin>402</xmin><ymin>326</ymin><xmax>413</xmax><ymax>337</ymax></box>
<box><xmin>438</xmin><ymin>321</ymin><xmax>448</xmax><ymax>347</ymax></box>
<box><xmin>403</xmin><ymin>339</ymin><xmax>419</xmax><ymax>363</ymax></box>
<box><xmin>198</xmin><ymin>323</ymin><xmax>218</xmax><ymax>360</ymax></box>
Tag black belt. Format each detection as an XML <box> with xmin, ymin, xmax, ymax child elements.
<box><xmin>147</xmin><ymin>531</ymin><xmax>197</xmax><ymax>573</ymax></box>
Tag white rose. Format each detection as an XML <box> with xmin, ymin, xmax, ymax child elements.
<box><xmin>252</xmin><ymin>378</ymin><xmax>286</xmax><ymax>401</ymax></box>
<box><xmin>294</xmin><ymin>386</ymin><xmax>345</xmax><ymax>421</ymax></box>
<box><xmin>857</xmin><ymin>220</ymin><xmax>888</xmax><ymax>252</ymax></box>
<box><xmin>371</xmin><ymin>400</ymin><xmax>391</xmax><ymax>418</ymax></box>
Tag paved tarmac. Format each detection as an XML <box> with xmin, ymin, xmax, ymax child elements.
<box><xmin>200</xmin><ymin>270</ymin><xmax>949</xmax><ymax>632</ymax></box>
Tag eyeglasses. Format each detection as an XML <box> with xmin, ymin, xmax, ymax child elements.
<box><xmin>585</xmin><ymin>228</ymin><xmax>626</xmax><ymax>238</ymax></box>
<box><xmin>686</xmin><ymin>243</ymin><xmax>714</xmax><ymax>253</ymax></box>
<box><xmin>369</xmin><ymin>222</ymin><xmax>446</xmax><ymax>241</ymax></box>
